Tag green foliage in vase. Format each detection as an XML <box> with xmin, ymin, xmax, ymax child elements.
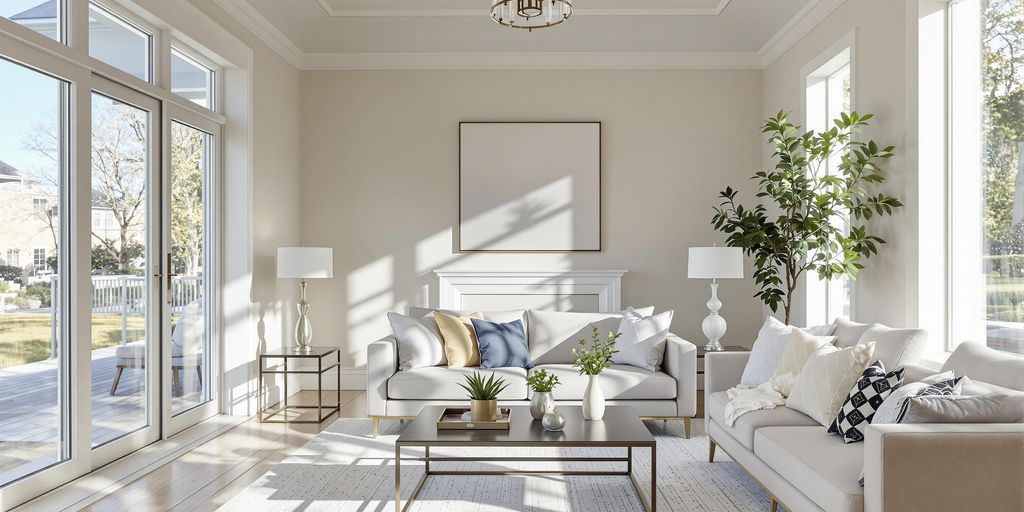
<box><xmin>459</xmin><ymin>371</ymin><xmax>509</xmax><ymax>400</ymax></box>
<box><xmin>712</xmin><ymin>111</ymin><xmax>902</xmax><ymax>323</ymax></box>
<box><xmin>526</xmin><ymin>368</ymin><xmax>560</xmax><ymax>392</ymax></box>
<box><xmin>572</xmin><ymin>325</ymin><xmax>620</xmax><ymax>376</ymax></box>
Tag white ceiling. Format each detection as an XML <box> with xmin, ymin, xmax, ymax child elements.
<box><xmin>217</xmin><ymin>0</ymin><xmax>838</xmax><ymax>69</ymax></box>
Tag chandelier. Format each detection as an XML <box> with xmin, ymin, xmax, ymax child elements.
<box><xmin>490</xmin><ymin>0</ymin><xmax>573</xmax><ymax>31</ymax></box>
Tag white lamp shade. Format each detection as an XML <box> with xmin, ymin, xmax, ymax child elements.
<box><xmin>687</xmin><ymin>246</ymin><xmax>744</xmax><ymax>279</ymax></box>
<box><xmin>277</xmin><ymin>247</ymin><xmax>334</xmax><ymax>279</ymax></box>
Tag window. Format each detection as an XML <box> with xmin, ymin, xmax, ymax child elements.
<box><xmin>33</xmin><ymin>197</ymin><xmax>47</xmax><ymax>213</ymax></box>
<box><xmin>88</xmin><ymin>2</ymin><xmax>151</xmax><ymax>82</ymax></box>
<box><xmin>33</xmin><ymin>248</ymin><xmax>46</xmax><ymax>270</ymax></box>
<box><xmin>803</xmin><ymin>41</ymin><xmax>854</xmax><ymax>325</ymax></box>
<box><xmin>6</xmin><ymin>249</ymin><xmax>20</xmax><ymax>267</ymax></box>
<box><xmin>171</xmin><ymin>47</ymin><xmax>215</xmax><ymax>110</ymax></box>
<box><xmin>1</xmin><ymin>0</ymin><xmax>62</xmax><ymax>42</ymax></box>
<box><xmin>949</xmin><ymin>0</ymin><xmax>1024</xmax><ymax>355</ymax></box>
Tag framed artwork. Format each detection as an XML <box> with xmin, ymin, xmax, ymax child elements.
<box><xmin>458</xmin><ymin>122</ymin><xmax>601</xmax><ymax>252</ymax></box>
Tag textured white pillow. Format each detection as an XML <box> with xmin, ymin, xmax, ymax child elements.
<box><xmin>387</xmin><ymin>312</ymin><xmax>446</xmax><ymax>370</ymax></box>
<box><xmin>770</xmin><ymin>329</ymin><xmax>836</xmax><ymax>396</ymax></box>
<box><xmin>787</xmin><ymin>342</ymin><xmax>876</xmax><ymax>426</ymax></box>
<box><xmin>740</xmin><ymin>317</ymin><xmax>794</xmax><ymax>385</ymax></box>
<box><xmin>611</xmin><ymin>310</ymin><xmax>674</xmax><ymax>371</ymax></box>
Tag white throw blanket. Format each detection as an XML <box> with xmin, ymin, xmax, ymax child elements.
<box><xmin>723</xmin><ymin>382</ymin><xmax>786</xmax><ymax>426</ymax></box>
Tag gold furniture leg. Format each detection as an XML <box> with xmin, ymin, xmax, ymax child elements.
<box><xmin>709</xmin><ymin>438</ymin><xmax>717</xmax><ymax>462</ymax></box>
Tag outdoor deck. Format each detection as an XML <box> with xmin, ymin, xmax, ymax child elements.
<box><xmin>0</xmin><ymin>346</ymin><xmax>200</xmax><ymax>481</ymax></box>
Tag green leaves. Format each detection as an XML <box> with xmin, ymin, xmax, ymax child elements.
<box><xmin>711</xmin><ymin>110</ymin><xmax>902</xmax><ymax>323</ymax></box>
<box><xmin>526</xmin><ymin>368</ymin><xmax>560</xmax><ymax>392</ymax></box>
<box><xmin>459</xmin><ymin>371</ymin><xmax>510</xmax><ymax>400</ymax></box>
<box><xmin>571</xmin><ymin>325</ymin><xmax>620</xmax><ymax>376</ymax></box>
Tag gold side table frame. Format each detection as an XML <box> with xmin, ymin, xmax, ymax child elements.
<box><xmin>258</xmin><ymin>347</ymin><xmax>341</xmax><ymax>424</ymax></box>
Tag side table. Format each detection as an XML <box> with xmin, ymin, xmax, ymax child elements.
<box><xmin>258</xmin><ymin>346</ymin><xmax>341</xmax><ymax>423</ymax></box>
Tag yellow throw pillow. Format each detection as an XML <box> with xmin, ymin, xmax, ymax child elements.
<box><xmin>434</xmin><ymin>311</ymin><xmax>484</xmax><ymax>367</ymax></box>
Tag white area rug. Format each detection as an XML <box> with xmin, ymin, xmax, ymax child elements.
<box><xmin>219</xmin><ymin>418</ymin><xmax>770</xmax><ymax>511</ymax></box>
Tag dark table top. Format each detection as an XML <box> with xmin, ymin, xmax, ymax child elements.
<box><xmin>396</xmin><ymin>406</ymin><xmax>656</xmax><ymax>447</ymax></box>
<box><xmin>697</xmin><ymin>345</ymin><xmax>749</xmax><ymax>357</ymax></box>
<box><xmin>259</xmin><ymin>346</ymin><xmax>339</xmax><ymax>358</ymax></box>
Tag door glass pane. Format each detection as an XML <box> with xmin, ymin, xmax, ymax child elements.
<box><xmin>170</xmin><ymin>121</ymin><xmax>211</xmax><ymax>415</ymax></box>
<box><xmin>0</xmin><ymin>57</ymin><xmax>67</xmax><ymax>485</ymax></box>
<box><xmin>2</xmin><ymin>0</ymin><xmax>62</xmax><ymax>42</ymax></box>
<box><xmin>981</xmin><ymin>0</ymin><xmax>1024</xmax><ymax>354</ymax></box>
<box><xmin>88</xmin><ymin>3</ymin><xmax>151</xmax><ymax>82</ymax></box>
<box><xmin>91</xmin><ymin>92</ymin><xmax>149</xmax><ymax>447</ymax></box>
<box><xmin>171</xmin><ymin>49</ymin><xmax>214</xmax><ymax>110</ymax></box>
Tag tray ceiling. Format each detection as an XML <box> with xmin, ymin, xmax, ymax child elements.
<box><xmin>239</xmin><ymin>0</ymin><xmax>815</xmax><ymax>55</ymax></box>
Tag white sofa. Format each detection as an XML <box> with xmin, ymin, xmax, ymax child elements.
<box><xmin>368</xmin><ymin>308</ymin><xmax>697</xmax><ymax>437</ymax></box>
<box><xmin>705</xmin><ymin>335</ymin><xmax>1024</xmax><ymax>512</ymax></box>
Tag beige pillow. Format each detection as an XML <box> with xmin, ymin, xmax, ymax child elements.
<box><xmin>787</xmin><ymin>342</ymin><xmax>876</xmax><ymax>426</ymax></box>
<box><xmin>770</xmin><ymin>329</ymin><xmax>836</xmax><ymax>397</ymax></box>
<box><xmin>434</xmin><ymin>311</ymin><xmax>483</xmax><ymax>367</ymax></box>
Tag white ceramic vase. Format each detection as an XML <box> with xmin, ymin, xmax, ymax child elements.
<box><xmin>582</xmin><ymin>374</ymin><xmax>605</xmax><ymax>420</ymax></box>
<box><xmin>529</xmin><ymin>391</ymin><xmax>556</xmax><ymax>420</ymax></box>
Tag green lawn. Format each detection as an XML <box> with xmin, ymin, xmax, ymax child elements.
<box><xmin>0</xmin><ymin>314</ymin><xmax>146</xmax><ymax>369</ymax></box>
<box><xmin>987</xmin><ymin>276</ymin><xmax>1024</xmax><ymax>322</ymax></box>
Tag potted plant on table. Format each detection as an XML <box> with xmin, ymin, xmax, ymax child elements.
<box><xmin>460</xmin><ymin>371</ymin><xmax>509</xmax><ymax>422</ymax></box>
<box><xmin>572</xmin><ymin>325</ymin><xmax>620</xmax><ymax>421</ymax></box>
<box><xmin>526</xmin><ymin>369</ymin><xmax>560</xmax><ymax>420</ymax></box>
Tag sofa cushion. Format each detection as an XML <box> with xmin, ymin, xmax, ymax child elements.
<box><xmin>856</xmin><ymin>324</ymin><xmax>928</xmax><ymax>369</ymax></box>
<box><xmin>409</xmin><ymin>307</ymin><xmax>528</xmax><ymax>330</ymax></box>
<box><xmin>833</xmin><ymin>318</ymin><xmax>874</xmax><ymax>348</ymax></box>
<box><xmin>387</xmin><ymin>366</ymin><xmax>527</xmax><ymax>400</ymax></box>
<box><xmin>754</xmin><ymin>427</ymin><xmax>864</xmax><ymax>512</ymax></box>
<box><xmin>942</xmin><ymin>342</ymin><xmax>1024</xmax><ymax>392</ymax></box>
<box><xmin>707</xmin><ymin>391</ymin><xmax>819</xmax><ymax>450</ymax></box>
<box><xmin>116</xmin><ymin>340</ymin><xmax>183</xmax><ymax>359</ymax></box>
<box><xmin>527</xmin><ymin>310</ymin><xmax>625</xmax><ymax>365</ymax></box>
<box><xmin>531</xmin><ymin>364</ymin><xmax>676</xmax><ymax>400</ymax></box>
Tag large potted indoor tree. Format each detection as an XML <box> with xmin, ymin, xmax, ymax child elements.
<box><xmin>712</xmin><ymin>111</ymin><xmax>903</xmax><ymax>323</ymax></box>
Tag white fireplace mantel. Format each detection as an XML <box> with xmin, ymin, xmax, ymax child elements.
<box><xmin>434</xmin><ymin>270</ymin><xmax>627</xmax><ymax>313</ymax></box>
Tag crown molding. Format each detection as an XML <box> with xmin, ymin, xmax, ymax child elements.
<box><xmin>301</xmin><ymin>51</ymin><xmax>761</xmax><ymax>70</ymax></box>
<box><xmin>315</xmin><ymin>0</ymin><xmax>731</xmax><ymax>17</ymax></box>
<box><xmin>214</xmin><ymin>0</ymin><xmax>304</xmax><ymax>69</ymax></box>
<box><xmin>757</xmin><ymin>0</ymin><xmax>847</xmax><ymax>69</ymax></box>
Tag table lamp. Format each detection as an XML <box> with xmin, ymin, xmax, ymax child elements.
<box><xmin>687</xmin><ymin>246</ymin><xmax>744</xmax><ymax>351</ymax></box>
<box><xmin>277</xmin><ymin>247</ymin><xmax>333</xmax><ymax>351</ymax></box>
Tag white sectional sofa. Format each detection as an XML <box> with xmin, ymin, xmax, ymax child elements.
<box><xmin>368</xmin><ymin>308</ymin><xmax>697</xmax><ymax>437</ymax></box>
<box><xmin>705</xmin><ymin>336</ymin><xmax>1024</xmax><ymax>512</ymax></box>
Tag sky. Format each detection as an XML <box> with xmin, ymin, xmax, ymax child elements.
<box><xmin>0</xmin><ymin>54</ymin><xmax>60</xmax><ymax>179</ymax></box>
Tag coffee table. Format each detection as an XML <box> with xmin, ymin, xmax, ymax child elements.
<box><xmin>394</xmin><ymin>405</ymin><xmax>657</xmax><ymax>511</ymax></box>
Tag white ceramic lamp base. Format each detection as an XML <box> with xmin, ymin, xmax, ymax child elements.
<box><xmin>701</xmin><ymin>282</ymin><xmax>727</xmax><ymax>351</ymax></box>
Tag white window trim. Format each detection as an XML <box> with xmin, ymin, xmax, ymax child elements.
<box><xmin>800</xmin><ymin>29</ymin><xmax>858</xmax><ymax>326</ymax></box>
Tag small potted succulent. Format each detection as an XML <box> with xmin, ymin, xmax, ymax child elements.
<box><xmin>572</xmin><ymin>325</ymin><xmax>620</xmax><ymax>421</ymax></box>
<box><xmin>526</xmin><ymin>369</ymin><xmax>560</xmax><ymax>420</ymax></box>
<box><xmin>460</xmin><ymin>371</ymin><xmax>509</xmax><ymax>422</ymax></box>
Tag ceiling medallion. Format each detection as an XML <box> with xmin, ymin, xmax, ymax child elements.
<box><xmin>490</xmin><ymin>0</ymin><xmax>573</xmax><ymax>31</ymax></box>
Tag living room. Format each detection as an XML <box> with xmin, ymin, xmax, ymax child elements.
<box><xmin>0</xmin><ymin>0</ymin><xmax>1021</xmax><ymax>511</ymax></box>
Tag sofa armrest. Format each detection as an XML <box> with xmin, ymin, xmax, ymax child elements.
<box><xmin>703</xmin><ymin>351</ymin><xmax>750</xmax><ymax>407</ymax></box>
<box><xmin>366</xmin><ymin>335</ymin><xmax>398</xmax><ymax>416</ymax></box>
<box><xmin>663</xmin><ymin>334</ymin><xmax>697</xmax><ymax>417</ymax></box>
<box><xmin>864</xmin><ymin>423</ymin><xmax>1024</xmax><ymax>512</ymax></box>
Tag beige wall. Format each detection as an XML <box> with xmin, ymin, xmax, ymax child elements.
<box><xmin>761</xmin><ymin>0</ymin><xmax>917</xmax><ymax>329</ymax></box>
<box><xmin>299</xmin><ymin>69</ymin><xmax>767</xmax><ymax>369</ymax></box>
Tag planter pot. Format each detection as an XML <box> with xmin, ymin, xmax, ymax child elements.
<box><xmin>470</xmin><ymin>399</ymin><xmax>498</xmax><ymax>422</ymax></box>
<box><xmin>582</xmin><ymin>374</ymin><xmax>605</xmax><ymax>421</ymax></box>
<box><xmin>529</xmin><ymin>391</ymin><xmax>555</xmax><ymax>420</ymax></box>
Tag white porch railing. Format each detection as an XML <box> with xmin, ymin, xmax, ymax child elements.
<box><xmin>45</xmin><ymin>275</ymin><xmax>203</xmax><ymax>358</ymax></box>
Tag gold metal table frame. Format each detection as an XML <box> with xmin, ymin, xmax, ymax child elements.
<box><xmin>258</xmin><ymin>346</ymin><xmax>341</xmax><ymax>424</ymax></box>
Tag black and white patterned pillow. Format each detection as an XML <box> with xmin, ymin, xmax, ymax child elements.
<box><xmin>828</xmin><ymin>361</ymin><xmax>905</xmax><ymax>443</ymax></box>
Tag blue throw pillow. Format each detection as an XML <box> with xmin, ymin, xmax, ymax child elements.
<box><xmin>471</xmin><ymin>318</ymin><xmax>533</xmax><ymax>369</ymax></box>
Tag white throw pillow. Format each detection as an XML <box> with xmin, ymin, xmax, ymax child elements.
<box><xmin>871</xmin><ymin>372</ymin><xmax>962</xmax><ymax>424</ymax></box>
<box><xmin>740</xmin><ymin>317</ymin><xmax>794</xmax><ymax>385</ymax></box>
<box><xmin>855</xmin><ymin>324</ymin><xmax>928</xmax><ymax>369</ymax></box>
<box><xmin>611</xmin><ymin>310</ymin><xmax>674</xmax><ymax>371</ymax></box>
<box><xmin>387</xmin><ymin>312</ymin><xmax>446</xmax><ymax>370</ymax></box>
<box><xmin>769</xmin><ymin>329</ymin><xmax>836</xmax><ymax>396</ymax></box>
<box><xmin>787</xmin><ymin>342</ymin><xmax>876</xmax><ymax>426</ymax></box>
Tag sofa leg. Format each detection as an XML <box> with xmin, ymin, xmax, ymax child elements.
<box><xmin>770</xmin><ymin>496</ymin><xmax>779</xmax><ymax>512</ymax></box>
<box><xmin>683</xmin><ymin>417</ymin><xmax>692</xmax><ymax>439</ymax></box>
<box><xmin>709</xmin><ymin>438</ymin><xmax>717</xmax><ymax>463</ymax></box>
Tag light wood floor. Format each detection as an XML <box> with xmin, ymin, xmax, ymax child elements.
<box><xmin>83</xmin><ymin>390</ymin><xmax>367</xmax><ymax>512</ymax></box>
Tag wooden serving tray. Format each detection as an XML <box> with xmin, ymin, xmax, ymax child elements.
<box><xmin>436</xmin><ymin>407</ymin><xmax>512</xmax><ymax>430</ymax></box>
